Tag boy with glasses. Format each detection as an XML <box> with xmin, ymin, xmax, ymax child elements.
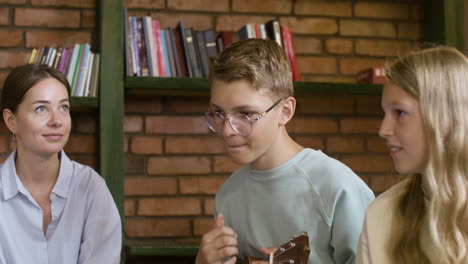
<box><xmin>196</xmin><ymin>38</ymin><xmax>374</xmax><ymax>264</ymax></box>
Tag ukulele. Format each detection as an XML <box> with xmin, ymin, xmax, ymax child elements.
<box><xmin>247</xmin><ymin>232</ymin><xmax>310</xmax><ymax>264</ymax></box>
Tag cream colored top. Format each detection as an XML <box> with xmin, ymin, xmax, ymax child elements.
<box><xmin>357</xmin><ymin>179</ymin><xmax>441</xmax><ymax>264</ymax></box>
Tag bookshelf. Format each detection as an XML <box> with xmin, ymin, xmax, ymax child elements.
<box><xmin>101</xmin><ymin>0</ymin><xmax>462</xmax><ymax>260</ymax></box>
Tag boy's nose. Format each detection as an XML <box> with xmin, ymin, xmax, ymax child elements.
<box><xmin>221</xmin><ymin>117</ymin><xmax>237</xmax><ymax>137</ymax></box>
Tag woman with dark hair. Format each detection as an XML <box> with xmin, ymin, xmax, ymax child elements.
<box><xmin>0</xmin><ymin>64</ymin><xmax>121</xmax><ymax>263</ymax></box>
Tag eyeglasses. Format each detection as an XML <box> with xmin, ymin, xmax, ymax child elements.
<box><xmin>204</xmin><ymin>98</ymin><xmax>285</xmax><ymax>136</ymax></box>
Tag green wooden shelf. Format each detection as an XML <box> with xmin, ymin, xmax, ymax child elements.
<box><xmin>125</xmin><ymin>77</ymin><xmax>383</xmax><ymax>96</ymax></box>
<box><xmin>70</xmin><ymin>96</ymin><xmax>98</xmax><ymax>109</ymax></box>
<box><xmin>126</xmin><ymin>244</ymin><xmax>199</xmax><ymax>257</ymax></box>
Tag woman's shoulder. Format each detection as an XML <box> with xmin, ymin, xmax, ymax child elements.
<box><xmin>367</xmin><ymin>179</ymin><xmax>409</xmax><ymax>216</ymax></box>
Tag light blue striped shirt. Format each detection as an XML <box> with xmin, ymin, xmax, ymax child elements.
<box><xmin>0</xmin><ymin>150</ymin><xmax>122</xmax><ymax>264</ymax></box>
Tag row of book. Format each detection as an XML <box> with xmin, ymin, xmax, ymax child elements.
<box><xmin>124</xmin><ymin>12</ymin><xmax>300</xmax><ymax>81</ymax></box>
<box><xmin>28</xmin><ymin>44</ymin><xmax>100</xmax><ymax>97</ymax></box>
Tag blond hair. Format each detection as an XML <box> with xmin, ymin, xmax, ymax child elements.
<box><xmin>386</xmin><ymin>46</ymin><xmax>468</xmax><ymax>263</ymax></box>
<box><xmin>209</xmin><ymin>38</ymin><xmax>293</xmax><ymax>100</ymax></box>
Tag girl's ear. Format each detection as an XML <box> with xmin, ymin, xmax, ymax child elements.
<box><xmin>3</xmin><ymin>109</ymin><xmax>17</xmax><ymax>134</ymax></box>
<box><xmin>278</xmin><ymin>96</ymin><xmax>296</xmax><ymax>126</ymax></box>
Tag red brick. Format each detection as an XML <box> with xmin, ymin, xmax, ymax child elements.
<box><xmin>150</xmin><ymin>13</ymin><xmax>212</xmax><ymax>31</ymax></box>
<box><xmin>166</xmin><ymin>96</ymin><xmax>209</xmax><ymax>113</ymax></box>
<box><xmin>0</xmin><ymin>30</ymin><xmax>22</xmax><ymax>48</ymax></box>
<box><xmin>293</xmin><ymin>37</ymin><xmax>321</xmax><ymax>54</ymax></box>
<box><xmin>124</xmin><ymin>115</ymin><xmax>143</xmax><ymax>133</ymax></box>
<box><xmin>26</xmin><ymin>31</ymin><xmax>91</xmax><ymax>48</ymax></box>
<box><xmin>138</xmin><ymin>198</ymin><xmax>201</xmax><ymax>216</ymax></box>
<box><xmin>0</xmin><ymin>0</ymin><xmax>26</xmax><ymax>3</ymax></box>
<box><xmin>64</xmin><ymin>135</ymin><xmax>96</xmax><ymax>153</ymax></box>
<box><xmin>296</xmin><ymin>57</ymin><xmax>336</xmax><ymax>74</ymax></box>
<box><xmin>194</xmin><ymin>218</ymin><xmax>213</xmax><ymax>236</ymax></box>
<box><xmin>180</xmin><ymin>176</ymin><xmax>228</xmax><ymax>195</ymax></box>
<box><xmin>125</xmin><ymin>219</ymin><xmax>191</xmax><ymax>238</ymax></box>
<box><xmin>125</xmin><ymin>155</ymin><xmax>145</xmax><ymax>174</ymax></box>
<box><xmin>82</xmin><ymin>10</ymin><xmax>95</xmax><ymax>28</ymax></box>
<box><xmin>326</xmin><ymin>136</ymin><xmax>365</xmax><ymax>153</ymax></box>
<box><xmin>296</xmin><ymin>96</ymin><xmax>354</xmax><ymax>114</ymax></box>
<box><xmin>233</xmin><ymin>0</ymin><xmax>291</xmax><ymax>14</ymax></box>
<box><xmin>216</xmin><ymin>15</ymin><xmax>274</xmax><ymax>32</ymax></box>
<box><xmin>356</xmin><ymin>39</ymin><xmax>414</xmax><ymax>57</ymax></box>
<box><xmin>410</xmin><ymin>4</ymin><xmax>423</xmax><ymax>21</ymax></box>
<box><xmin>125</xmin><ymin>177</ymin><xmax>177</xmax><ymax>195</ymax></box>
<box><xmin>204</xmin><ymin>198</ymin><xmax>215</xmax><ymax>215</ymax></box>
<box><xmin>355</xmin><ymin>2</ymin><xmax>409</xmax><ymax>20</ymax></box>
<box><xmin>125</xmin><ymin>199</ymin><xmax>136</xmax><ymax>216</ymax></box>
<box><xmin>0</xmin><ymin>8</ymin><xmax>9</xmax><ymax>25</ymax></box>
<box><xmin>15</xmin><ymin>8</ymin><xmax>80</xmax><ymax>28</ymax></box>
<box><xmin>340</xmin><ymin>117</ymin><xmax>381</xmax><ymax>134</ymax></box>
<box><xmin>213</xmin><ymin>156</ymin><xmax>242</xmax><ymax>174</ymax></box>
<box><xmin>0</xmin><ymin>51</ymin><xmax>32</xmax><ymax>68</ymax></box>
<box><xmin>325</xmin><ymin>38</ymin><xmax>353</xmax><ymax>55</ymax></box>
<box><xmin>145</xmin><ymin>116</ymin><xmax>209</xmax><ymax>134</ymax></box>
<box><xmin>125</xmin><ymin>96</ymin><xmax>162</xmax><ymax>114</ymax></box>
<box><xmin>148</xmin><ymin>156</ymin><xmax>211</xmax><ymax>175</ymax></box>
<box><xmin>398</xmin><ymin>23</ymin><xmax>423</xmax><ymax>40</ymax></box>
<box><xmin>370</xmin><ymin>174</ymin><xmax>399</xmax><ymax>193</ymax></box>
<box><xmin>341</xmin><ymin>155</ymin><xmax>393</xmax><ymax>173</ymax></box>
<box><xmin>339</xmin><ymin>58</ymin><xmax>386</xmax><ymax>75</ymax></box>
<box><xmin>124</xmin><ymin>0</ymin><xmax>165</xmax><ymax>9</ymax></box>
<box><xmin>294</xmin><ymin>136</ymin><xmax>324</xmax><ymax>150</ymax></box>
<box><xmin>73</xmin><ymin>115</ymin><xmax>97</xmax><ymax>133</ymax></box>
<box><xmin>280</xmin><ymin>17</ymin><xmax>337</xmax><ymax>35</ymax></box>
<box><xmin>67</xmin><ymin>154</ymin><xmax>96</xmax><ymax>169</ymax></box>
<box><xmin>166</xmin><ymin>137</ymin><xmax>225</xmax><ymax>154</ymax></box>
<box><xmin>0</xmin><ymin>71</ymin><xmax>10</xmax><ymax>87</ymax></box>
<box><xmin>287</xmin><ymin>117</ymin><xmax>338</xmax><ymax>134</ymax></box>
<box><xmin>294</xmin><ymin>1</ymin><xmax>351</xmax><ymax>16</ymax></box>
<box><xmin>302</xmin><ymin>76</ymin><xmax>355</xmax><ymax>83</ymax></box>
<box><xmin>340</xmin><ymin>20</ymin><xmax>396</xmax><ymax>38</ymax></box>
<box><xmin>168</xmin><ymin>0</ymin><xmax>229</xmax><ymax>12</ymax></box>
<box><xmin>367</xmin><ymin>136</ymin><xmax>387</xmax><ymax>153</ymax></box>
<box><xmin>356</xmin><ymin>96</ymin><xmax>382</xmax><ymax>115</ymax></box>
<box><xmin>130</xmin><ymin>136</ymin><xmax>163</xmax><ymax>154</ymax></box>
<box><xmin>31</xmin><ymin>0</ymin><xmax>94</xmax><ymax>8</ymax></box>
<box><xmin>0</xmin><ymin>135</ymin><xmax>9</xmax><ymax>153</ymax></box>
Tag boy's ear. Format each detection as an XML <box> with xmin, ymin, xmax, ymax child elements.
<box><xmin>3</xmin><ymin>109</ymin><xmax>17</xmax><ymax>134</ymax></box>
<box><xmin>278</xmin><ymin>96</ymin><xmax>296</xmax><ymax>126</ymax></box>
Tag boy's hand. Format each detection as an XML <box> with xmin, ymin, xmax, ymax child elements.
<box><xmin>195</xmin><ymin>214</ymin><xmax>238</xmax><ymax>264</ymax></box>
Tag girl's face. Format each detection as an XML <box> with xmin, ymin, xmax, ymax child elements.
<box><xmin>379</xmin><ymin>83</ymin><xmax>428</xmax><ymax>174</ymax></box>
<box><xmin>4</xmin><ymin>77</ymin><xmax>71</xmax><ymax>158</ymax></box>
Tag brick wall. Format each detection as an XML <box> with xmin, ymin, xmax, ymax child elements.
<box><xmin>0</xmin><ymin>0</ymin><xmax>423</xmax><ymax>248</ymax></box>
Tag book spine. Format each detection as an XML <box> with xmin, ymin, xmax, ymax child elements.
<box><xmin>137</xmin><ymin>17</ymin><xmax>150</xmax><ymax>77</ymax></box>
<box><xmin>75</xmin><ymin>43</ymin><xmax>90</xmax><ymax>96</ymax></box>
<box><xmin>173</xmin><ymin>23</ymin><xmax>189</xmax><ymax>77</ymax></box>
<box><xmin>52</xmin><ymin>47</ymin><xmax>63</xmax><ymax>69</ymax></box>
<box><xmin>167</xmin><ymin>27</ymin><xmax>180</xmax><ymax>77</ymax></box>
<box><xmin>131</xmin><ymin>16</ymin><xmax>141</xmax><ymax>76</ymax></box>
<box><xmin>281</xmin><ymin>26</ymin><xmax>300</xmax><ymax>81</ymax></box>
<box><xmin>34</xmin><ymin>47</ymin><xmax>44</xmax><ymax>64</ymax></box>
<box><xmin>196</xmin><ymin>31</ymin><xmax>209</xmax><ymax>78</ymax></box>
<box><xmin>160</xmin><ymin>29</ymin><xmax>172</xmax><ymax>77</ymax></box>
<box><xmin>123</xmin><ymin>8</ymin><xmax>134</xmax><ymax>76</ymax></box>
<box><xmin>58</xmin><ymin>48</ymin><xmax>69</xmax><ymax>73</ymax></box>
<box><xmin>66</xmin><ymin>44</ymin><xmax>80</xmax><ymax>84</ymax></box>
<box><xmin>28</xmin><ymin>48</ymin><xmax>38</xmax><ymax>64</ymax></box>
<box><xmin>143</xmin><ymin>16</ymin><xmax>157</xmax><ymax>77</ymax></box>
<box><xmin>71</xmin><ymin>44</ymin><xmax>84</xmax><ymax>95</ymax></box>
<box><xmin>83</xmin><ymin>52</ymin><xmax>94</xmax><ymax>97</ymax></box>
<box><xmin>90</xmin><ymin>54</ymin><xmax>100</xmax><ymax>97</ymax></box>
<box><xmin>152</xmin><ymin>19</ymin><xmax>166</xmax><ymax>77</ymax></box>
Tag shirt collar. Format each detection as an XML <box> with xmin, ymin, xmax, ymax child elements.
<box><xmin>1</xmin><ymin>150</ymin><xmax>73</xmax><ymax>200</ymax></box>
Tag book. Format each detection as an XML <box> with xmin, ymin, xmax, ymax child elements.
<box><xmin>143</xmin><ymin>16</ymin><xmax>157</xmax><ymax>76</ymax></box>
<box><xmin>167</xmin><ymin>27</ymin><xmax>181</xmax><ymax>77</ymax></box>
<box><xmin>238</xmin><ymin>25</ymin><xmax>255</xmax><ymax>40</ymax></box>
<box><xmin>184</xmin><ymin>28</ymin><xmax>202</xmax><ymax>78</ymax></box>
<box><xmin>196</xmin><ymin>30</ymin><xmax>209</xmax><ymax>77</ymax></box>
<box><xmin>52</xmin><ymin>47</ymin><xmax>63</xmax><ymax>69</ymax></box>
<box><xmin>356</xmin><ymin>66</ymin><xmax>386</xmax><ymax>84</ymax></box>
<box><xmin>203</xmin><ymin>30</ymin><xmax>218</xmax><ymax>58</ymax></box>
<box><xmin>281</xmin><ymin>26</ymin><xmax>300</xmax><ymax>81</ymax></box>
<box><xmin>152</xmin><ymin>19</ymin><xmax>166</xmax><ymax>77</ymax></box>
<box><xmin>34</xmin><ymin>47</ymin><xmax>44</xmax><ymax>64</ymax></box>
<box><xmin>173</xmin><ymin>22</ymin><xmax>190</xmax><ymax>77</ymax></box>
<box><xmin>58</xmin><ymin>47</ymin><xmax>70</xmax><ymax>73</ymax></box>
<box><xmin>89</xmin><ymin>53</ymin><xmax>100</xmax><ymax>97</ymax></box>
<box><xmin>82</xmin><ymin>52</ymin><xmax>94</xmax><ymax>97</ymax></box>
<box><xmin>160</xmin><ymin>29</ymin><xmax>172</xmax><ymax>77</ymax></box>
<box><xmin>124</xmin><ymin>8</ymin><xmax>134</xmax><ymax>76</ymax></box>
<box><xmin>66</xmin><ymin>44</ymin><xmax>80</xmax><ymax>85</ymax></box>
<box><xmin>137</xmin><ymin>17</ymin><xmax>150</xmax><ymax>77</ymax></box>
<box><xmin>265</xmin><ymin>20</ymin><xmax>282</xmax><ymax>47</ymax></box>
<box><xmin>28</xmin><ymin>48</ymin><xmax>38</xmax><ymax>64</ymax></box>
<box><xmin>130</xmin><ymin>16</ymin><xmax>141</xmax><ymax>76</ymax></box>
<box><xmin>74</xmin><ymin>43</ymin><xmax>90</xmax><ymax>96</ymax></box>
<box><xmin>70</xmin><ymin>44</ymin><xmax>84</xmax><ymax>95</ymax></box>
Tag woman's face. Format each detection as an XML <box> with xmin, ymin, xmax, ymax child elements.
<box><xmin>379</xmin><ymin>82</ymin><xmax>428</xmax><ymax>174</ymax></box>
<box><xmin>4</xmin><ymin>77</ymin><xmax>71</xmax><ymax>157</ymax></box>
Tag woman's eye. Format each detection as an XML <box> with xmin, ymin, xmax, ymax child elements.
<box><xmin>61</xmin><ymin>105</ymin><xmax>70</xmax><ymax>111</ymax></box>
<box><xmin>35</xmin><ymin>106</ymin><xmax>46</xmax><ymax>113</ymax></box>
<box><xmin>396</xmin><ymin>109</ymin><xmax>407</xmax><ymax>117</ymax></box>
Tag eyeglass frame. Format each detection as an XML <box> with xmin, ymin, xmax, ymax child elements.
<box><xmin>203</xmin><ymin>97</ymin><xmax>286</xmax><ymax>136</ymax></box>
